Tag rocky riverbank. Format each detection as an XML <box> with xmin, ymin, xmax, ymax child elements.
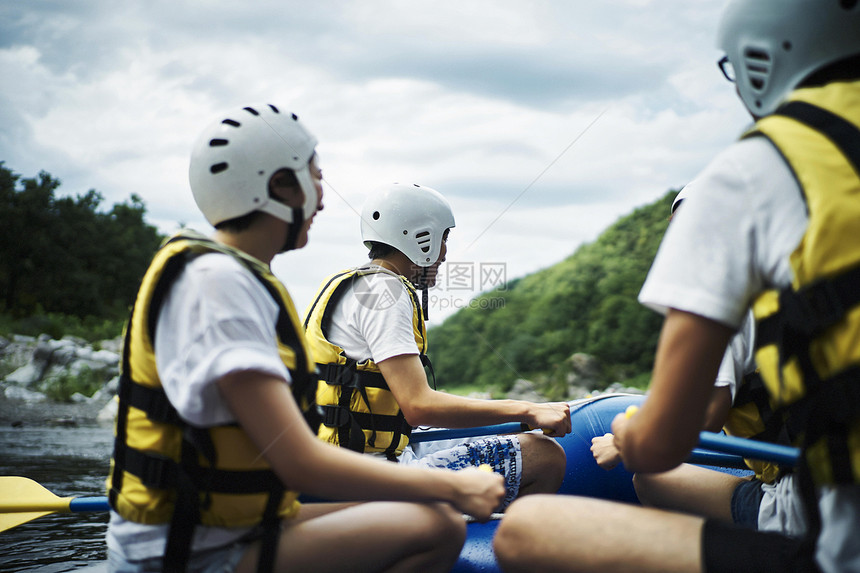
<box><xmin>0</xmin><ymin>333</ymin><xmax>644</xmax><ymax>428</ymax></box>
<box><xmin>0</xmin><ymin>333</ymin><xmax>119</xmax><ymax>427</ymax></box>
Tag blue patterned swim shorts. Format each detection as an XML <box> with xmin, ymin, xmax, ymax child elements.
<box><xmin>398</xmin><ymin>432</ymin><xmax>523</xmax><ymax>510</ymax></box>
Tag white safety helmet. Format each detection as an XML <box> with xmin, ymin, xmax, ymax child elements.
<box><xmin>360</xmin><ymin>183</ymin><xmax>455</xmax><ymax>267</ymax></box>
<box><xmin>716</xmin><ymin>0</ymin><xmax>860</xmax><ymax>117</ymax></box>
<box><xmin>188</xmin><ymin>104</ymin><xmax>318</xmax><ymax>227</ymax></box>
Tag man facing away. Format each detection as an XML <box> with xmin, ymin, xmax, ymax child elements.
<box><xmin>495</xmin><ymin>1</ymin><xmax>860</xmax><ymax>571</ymax></box>
<box><xmin>304</xmin><ymin>182</ymin><xmax>570</xmax><ymax>510</ymax></box>
<box><xmin>106</xmin><ymin>104</ymin><xmax>504</xmax><ymax>573</ymax></box>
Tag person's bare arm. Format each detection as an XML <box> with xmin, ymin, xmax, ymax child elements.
<box><xmin>612</xmin><ymin>309</ymin><xmax>734</xmax><ymax>473</ymax></box>
<box><xmin>702</xmin><ymin>385</ymin><xmax>732</xmax><ymax>433</ymax></box>
<box><xmin>218</xmin><ymin>371</ymin><xmax>505</xmax><ymax>519</ymax></box>
<box><xmin>377</xmin><ymin>354</ymin><xmax>571</xmax><ymax>436</ymax></box>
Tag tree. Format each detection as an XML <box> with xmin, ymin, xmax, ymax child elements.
<box><xmin>427</xmin><ymin>190</ymin><xmax>678</xmax><ymax>391</ymax></box>
<box><xmin>0</xmin><ymin>162</ymin><xmax>164</xmax><ymax>319</ymax></box>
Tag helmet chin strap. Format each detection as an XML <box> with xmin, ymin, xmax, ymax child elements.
<box><xmin>418</xmin><ymin>267</ymin><xmax>429</xmax><ymax>321</ymax></box>
<box><xmin>279</xmin><ymin>207</ymin><xmax>304</xmax><ymax>252</ymax></box>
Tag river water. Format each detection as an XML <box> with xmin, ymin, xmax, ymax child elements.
<box><xmin>1</xmin><ymin>424</ymin><xmax>112</xmax><ymax>572</ymax></box>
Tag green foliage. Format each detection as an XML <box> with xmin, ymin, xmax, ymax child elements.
<box><xmin>0</xmin><ymin>162</ymin><xmax>164</xmax><ymax>321</ymax></box>
<box><xmin>428</xmin><ymin>190</ymin><xmax>678</xmax><ymax>393</ymax></box>
<box><xmin>0</xmin><ymin>310</ymin><xmax>125</xmax><ymax>343</ymax></box>
<box><xmin>40</xmin><ymin>366</ymin><xmax>107</xmax><ymax>402</ymax></box>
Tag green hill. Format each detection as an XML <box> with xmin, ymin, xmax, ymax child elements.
<box><xmin>428</xmin><ymin>189</ymin><xmax>678</xmax><ymax>398</ymax></box>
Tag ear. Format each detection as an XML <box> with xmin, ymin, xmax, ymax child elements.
<box><xmin>269</xmin><ymin>169</ymin><xmax>304</xmax><ymax>208</ymax></box>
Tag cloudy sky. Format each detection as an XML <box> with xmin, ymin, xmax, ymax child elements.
<box><xmin>1</xmin><ymin>1</ymin><xmax>750</xmax><ymax>321</ymax></box>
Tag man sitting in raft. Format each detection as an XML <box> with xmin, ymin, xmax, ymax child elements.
<box><xmin>591</xmin><ymin>183</ymin><xmax>782</xmax><ymax>531</ymax></box>
<box><xmin>494</xmin><ymin>0</ymin><xmax>860</xmax><ymax>570</ymax></box>
<box><xmin>304</xmin><ymin>182</ymin><xmax>570</xmax><ymax>509</ymax></box>
<box><xmin>106</xmin><ymin>105</ymin><xmax>505</xmax><ymax>573</ymax></box>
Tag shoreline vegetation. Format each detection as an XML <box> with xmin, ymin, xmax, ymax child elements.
<box><xmin>0</xmin><ymin>329</ymin><xmax>645</xmax><ymax>429</ymax></box>
<box><xmin>2</xmin><ymin>162</ymin><xmax>675</xmax><ymax>423</ymax></box>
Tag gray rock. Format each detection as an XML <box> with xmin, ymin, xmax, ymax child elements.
<box><xmin>97</xmin><ymin>397</ymin><xmax>118</xmax><ymax>424</ymax></box>
<box><xmin>507</xmin><ymin>378</ymin><xmax>548</xmax><ymax>403</ymax></box>
<box><xmin>4</xmin><ymin>384</ymin><xmax>48</xmax><ymax>403</ymax></box>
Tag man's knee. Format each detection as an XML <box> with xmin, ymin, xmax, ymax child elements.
<box><xmin>518</xmin><ymin>433</ymin><xmax>566</xmax><ymax>486</ymax></box>
<box><xmin>494</xmin><ymin>497</ymin><xmax>546</xmax><ymax>572</ymax></box>
<box><xmin>632</xmin><ymin>472</ymin><xmax>653</xmax><ymax>503</ymax></box>
<box><xmin>420</xmin><ymin>502</ymin><xmax>467</xmax><ymax>547</ymax></box>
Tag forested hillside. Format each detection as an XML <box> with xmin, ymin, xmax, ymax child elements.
<box><xmin>428</xmin><ymin>190</ymin><xmax>678</xmax><ymax>398</ymax></box>
<box><xmin>2</xmin><ymin>157</ymin><xmax>679</xmax><ymax>395</ymax></box>
<box><xmin>0</xmin><ymin>162</ymin><xmax>163</xmax><ymax>338</ymax></box>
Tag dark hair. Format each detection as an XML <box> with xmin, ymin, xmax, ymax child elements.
<box><xmin>215</xmin><ymin>210</ymin><xmax>264</xmax><ymax>232</ymax></box>
<box><xmin>801</xmin><ymin>53</ymin><xmax>860</xmax><ymax>87</ymax></box>
<box><xmin>367</xmin><ymin>241</ymin><xmax>398</xmax><ymax>260</ymax></box>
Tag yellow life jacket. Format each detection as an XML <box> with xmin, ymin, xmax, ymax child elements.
<box><xmin>723</xmin><ymin>370</ymin><xmax>792</xmax><ymax>483</ymax></box>
<box><xmin>107</xmin><ymin>232</ymin><xmax>319</xmax><ymax>569</ymax></box>
<box><xmin>303</xmin><ymin>267</ymin><xmax>429</xmax><ymax>459</ymax></box>
<box><xmin>748</xmin><ymin>79</ymin><xmax>860</xmax><ymax>487</ymax></box>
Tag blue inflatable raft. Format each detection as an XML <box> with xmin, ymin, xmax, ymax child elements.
<box><xmin>33</xmin><ymin>393</ymin><xmax>765</xmax><ymax>573</ymax></box>
<box><xmin>450</xmin><ymin>393</ymin><xmax>753</xmax><ymax>573</ymax></box>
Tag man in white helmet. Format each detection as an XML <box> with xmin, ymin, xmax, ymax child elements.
<box><xmin>591</xmin><ymin>183</ymin><xmax>779</xmax><ymax>530</ymax></box>
<box><xmin>106</xmin><ymin>105</ymin><xmax>505</xmax><ymax>573</ymax></box>
<box><xmin>304</xmin><ymin>182</ymin><xmax>570</xmax><ymax>510</ymax></box>
<box><xmin>496</xmin><ymin>1</ymin><xmax>860</xmax><ymax>571</ymax></box>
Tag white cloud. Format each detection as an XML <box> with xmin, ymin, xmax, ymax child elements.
<box><xmin>0</xmin><ymin>0</ymin><xmax>749</xmax><ymax>321</ymax></box>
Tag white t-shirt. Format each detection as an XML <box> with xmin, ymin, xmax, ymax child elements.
<box><xmin>714</xmin><ymin>310</ymin><xmax>756</xmax><ymax>401</ymax></box>
<box><xmin>326</xmin><ymin>266</ymin><xmax>421</xmax><ymax>363</ymax></box>
<box><xmin>639</xmin><ymin>136</ymin><xmax>860</xmax><ymax>573</ymax></box>
<box><xmin>107</xmin><ymin>252</ymin><xmax>293</xmax><ymax>560</ymax></box>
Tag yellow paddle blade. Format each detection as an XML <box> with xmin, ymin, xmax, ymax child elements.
<box><xmin>0</xmin><ymin>476</ymin><xmax>74</xmax><ymax>533</ymax></box>
<box><xmin>0</xmin><ymin>510</ymin><xmax>55</xmax><ymax>532</ymax></box>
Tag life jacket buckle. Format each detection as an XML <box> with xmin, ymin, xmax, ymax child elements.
<box><xmin>318</xmin><ymin>363</ymin><xmax>361</xmax><ymax>388</ymax></box>
<box><xmin>320</xmin><ymin>404</ymin><xmax>351</xmax><ymax>428</ymax></box>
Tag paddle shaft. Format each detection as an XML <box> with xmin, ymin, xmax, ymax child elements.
<box><xmin>410</xmin><ymin>422</ymin><xmax>528</xmax><ymax>443</ymax></box>
<box><xmin>411</xmin><ymin>424</ymin><xmax>799</xmax><ymax>467</ymax></box>
<box><xmin>0</xmin><ymin>497</ymin><xmax>109</xmax><ymax>513</ymax></box>
<box><xmin>698</xmin><ymin>431</ymin><xmax>799</xmax><ymax>467</ymax></box>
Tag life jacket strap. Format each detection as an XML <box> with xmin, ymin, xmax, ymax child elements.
<box><xmin>317</xmin><ymin>362</ymin><xmax>389</xmax><ymax>389</ymax></box>
<box><xmin>125</xmin><ymin>380</ymin><xmax>182</xmax><ymax>425</ymax></box>
<box><xmin>162</xmin><ymin>439</ymin><xmax>201</xmax><ymax>573</ymax></box>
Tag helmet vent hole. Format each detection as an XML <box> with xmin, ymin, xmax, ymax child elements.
<box><xmin>373</xmin><ymin>211</ymin><xmax>380</xmax><ymax>220</ymax></box>
<box><xmin>744</xmin><ymin>48</ymin><xmax>771</xmax><ymax>62</ymax></box>
<box><xmin>209</xmin><ymin>138</ymin><xmax>228</xmax><ymax>147</ymax></box>
<box><xmin>782</xmin><ymin>41</ymin><xmax>792</xmax><ymax>51</ymax></box>
<box><xmin>416</xmin><ymin>231</ymin><xmax>432</xmax><ymax>253</ymax></box>
<box><xmin>269</xmin><ymin>104</ymin><xmax>280</xmax><ymax>113</ymax></box>
<box><xmin>291</xmin><ymin>113</ymin><xmax>299</xmax><ymax>121</ymax></box>
<box><xmin>742</xmin><ymin>47</ymin><xmax>771</xmax><ymax>93</ymax></box>
<box><xmin>222</xmin><ymin>119</ymin><xmax>240</xmax><ymax>128</ymax></box>
<box><xmin>210</xmin><ymin>162</ymin><xmax>228</xmax><ymax>174</ymax></box>
<box><xmin>244</xmin><ymin>107</ymin><xmax>260</xmax><ymax>116</ymax></box>
<box><xmin>403</xmin><ymin>230</ymin><xmax>408</xmax><ymax>235</ymax></box>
